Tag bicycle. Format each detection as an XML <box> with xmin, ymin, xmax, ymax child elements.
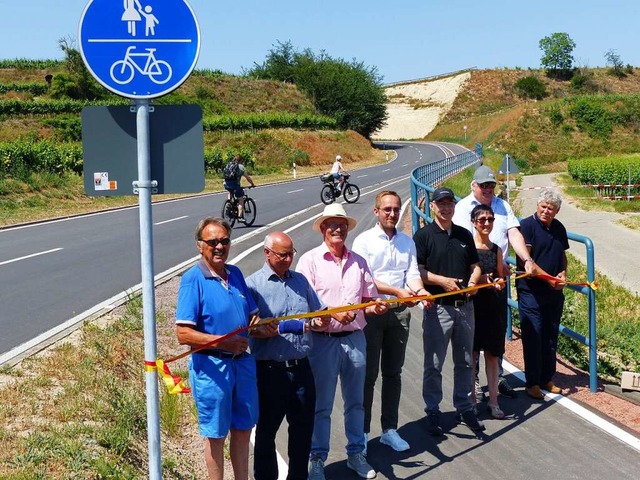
<box><xmin>320</xmin><ymin>173</ymin><xmax>360</xmax><ymax>205</ymax></box>
<box><xmin>221</xmin><ymin>188</ymin><xmax>257</xmax><ymax>227</ymax></box>
<box><xmin>110</xmin><ymin>46</ymin><xmax>172</xmax><ymax>85</ymax></box>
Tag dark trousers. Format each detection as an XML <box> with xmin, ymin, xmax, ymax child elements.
<box><xmin>363</xmin><ymin>306</ymin><xmax>411</xmax><ymax>433</ymax></box>
<box><xmin>254</xmin><ymin>358</ymin><xmax>315</xmax><ymax>480</ymax></box>
<box><xmin>518</xmin><ymin>289</ymin><xmax>564</xmax><ymax>388</ymax></box>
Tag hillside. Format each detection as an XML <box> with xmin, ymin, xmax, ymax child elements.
<box><xmin>430</xmin><ymin>68</ymin><xmax>640</xmax><ymax>170</ymax></box>
<box><xmin>0</xmin><ymin>64</ymin><xmax>379</xmax><ymax>169</ymax></box>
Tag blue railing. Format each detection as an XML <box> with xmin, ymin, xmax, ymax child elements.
<box><xmin>410</xmin><ymin>152</ymin><xmax>599</xmax><ymax>392</ymax></box>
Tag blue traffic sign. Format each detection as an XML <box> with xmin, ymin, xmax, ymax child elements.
<box><xmin>79</xmin><ymin>0</ymin><xmax>200</xmax><ymax>99</ymax></box>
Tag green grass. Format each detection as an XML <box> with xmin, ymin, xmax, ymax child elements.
<box><xmin>0</xmin><ymin>294</ymin><xmax>201</xmax><ymax>479</ymax></box>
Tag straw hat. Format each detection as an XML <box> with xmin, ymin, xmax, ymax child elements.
<box><xmin>312</xmin><ymin>203</ymin><xmax>357</xmax><ymax>232</ymax></box>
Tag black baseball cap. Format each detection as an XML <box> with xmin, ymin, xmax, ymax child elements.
<box><xmin>431</xmin><ymin>187</ymin><xmax>456</xmax><ymax>203</ymax></box>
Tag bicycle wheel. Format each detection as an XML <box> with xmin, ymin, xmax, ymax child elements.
<box><xmin>320</xmin><ymin>185</ymin><xmax>335</xmax><ymax>205</ymax></box>
<box><xmin>110</xmin><ymin>60</ymin><xmax>134</xmax><ymax>84</ymax></box>
<box><xmin>243</xmin><ymin>197</ymin><xmax>257</xmax><ymax>226</ymax></box>
<box><xmin>343</xmin><ymin>183</ymin><xmax>360</xmax><ymax>203</ymax></box>
<box><xmin>148</xmin><ymin>60</ymin><xmax>172</xmax><ymax>84</ymax></box>
<box><xmin>222</xmin><ymin>200</ymin><xmax>236</xmax><ymax>227</ymax></box>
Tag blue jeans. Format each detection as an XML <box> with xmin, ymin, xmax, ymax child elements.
<box><xmin>518</xmin><ymin>289</ymin><xmax>564</xmax><ymax>388</ymax></box>
<box><xmin>363</xmin><ymin>306</ymin><xmax>411</xmax><ymax>432</ymax></box>
<box><xmin>422</xmin><ymin>302</ymin><xmax>475</xmax><ymax>414</ymax></box>
<box><xmin>308</xmin><ymin>331</ymin><xmax>366</xmax><ymax>461</ymax></box>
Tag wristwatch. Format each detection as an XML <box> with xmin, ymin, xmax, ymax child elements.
<box><xmin>524</xmin><ymin>258</ymin><xmax>534</xmax><ymax>264</ymax></box>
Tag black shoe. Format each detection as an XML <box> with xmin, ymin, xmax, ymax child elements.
<box><xmin>498</xmin><ymin>378</ymin><xmax>517</xmax><ymax>398</ymax></box>
<box><xmin>425</xmin><ymin>411</ymin><xmax>443</xmax><ymax>436</ymax></box>
<box><xmin>459</xmin><ymin>409</ymin><xmax>486</xmax><ymax>432</ymax></box>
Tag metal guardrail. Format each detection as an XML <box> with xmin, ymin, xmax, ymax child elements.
<box><xmin>410</xmin><ymin>152</ymin><xmax>599</xmax><ymax>392</ymax></box>
<box><xmin>384</xmin><ymin>67</ymin><xmax>477</xmax><ymax>88</ymax></box>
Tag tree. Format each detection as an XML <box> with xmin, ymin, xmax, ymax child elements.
<box><xmin>50</xmin><ymin>37</ymin><xmax>106</xmax><ymax>100</ymax></box>
<box><xmin>539</xmin><ymin>32</ymin><xmax>576</xmax><ymax>78</ymax></box>
<box><xmin>604</xmin><ymin>49</ymin><xmax>626</xmax><ymax>78</ymax></box>
<box><xmin>247</xmin><ymin>41</ymin><xmax>387</xmax><ymax>138</ymax></box>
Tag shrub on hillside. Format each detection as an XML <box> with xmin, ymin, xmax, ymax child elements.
<box><xmin>567</xmin><ymin>97</ymin><xmax>613</xmax><ymax>139</ymax></box>
<box><xmin>247</xmin><ymin>41</ymin><xmax>387</xmax><ymax>138</ymax></box>
<box><xmin>514</xmin><ymin>76</ymin><xmax>547</xmax><ymax>100</ymax></box>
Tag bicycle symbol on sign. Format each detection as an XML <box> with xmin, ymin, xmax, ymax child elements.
<box><xmin>109</xmin><ymin>46</ymin><xmax>172</xmax><ymax>85</ymax></box>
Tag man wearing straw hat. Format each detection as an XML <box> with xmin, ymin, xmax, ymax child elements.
<box><xmin>297</xmin><ymin>203</ymin><xmax>387</xmax><ymax>480</ymax></box>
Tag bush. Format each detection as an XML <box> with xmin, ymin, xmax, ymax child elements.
<box><xmin>514</xmin><ymin>76</ymin><xmax>547</xmax><ymax>100</ymax></box>
<box><xmin>567</xmin><ymin>97</ymin><xmax>613</xmax><ymax>139</ymax></box>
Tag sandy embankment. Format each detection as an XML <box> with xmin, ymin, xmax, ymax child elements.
<box><xmin>372</xmin><ymin>72</ymin><xmax>470</xmax><ymax>141</ymax></box>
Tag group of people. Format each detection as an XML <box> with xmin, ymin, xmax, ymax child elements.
<box><xmin>174</xmin><ymin>165</ymin><xmax>569</xmax><ymax>480</ymax></box>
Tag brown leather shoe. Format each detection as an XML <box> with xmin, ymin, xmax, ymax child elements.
<box><xmin>526</xmin><ymin>385</ymin><xmax>544</xmax><ymax>399</ymax></box>
<box><xmin>542</xmin><ymin>381</ymin><xmax>562</xmax><ymax>394</ymax></box>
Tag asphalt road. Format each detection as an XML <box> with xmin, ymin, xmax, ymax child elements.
<box><xmin>0</xmin><ymin>141</ymin><xmax>459</xmax><ymax>359</ymax></box>
<box><xmin>2</xmin><ymin>140</ymin><xmax>638</xmax><ymax>478</ymax></box>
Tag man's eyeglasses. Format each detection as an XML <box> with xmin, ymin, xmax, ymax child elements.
<box><xmin>266</xmin><ymin>247</ymin><xmax>296</xmax><ymax>260</ymax></box>
<box><xmin>325</xmin><ymin>221</ymin><xmax>349</xmax><ymax>230</ymax></box>
<box><xmin>379</xmin><ymin>207</ymin><xmax>400</xmax><ymax>215</ymax></box>
<box><xmin>478</xmin><ymin>182</ymin><xmax>496</xmax><ymax>189</ymax></box>
<box><xmin>475</xmin><ymin>217</ymin><xmax>495</xmax><ymax>224</ymax></box>
<box><xmin>200</xmin><ymin>237</ymin><xmax>231</xmax><ymax>247</ymax></box>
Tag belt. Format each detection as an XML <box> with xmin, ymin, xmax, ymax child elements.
<box><xmin>257</xmin><ymin>357</ymin><xmax>309</xmax><ymax>369</ymax></box>
<box><xmin>312</xmin><ymin>330</ymin><xmax>355</xmax><ymax>338</ymax></box>
<box><xmin>436</xmin><ymin>296</ymin><xmax>469</xmax><ymax>307</ymax></box>
<box><xmin>195</xmin><ymin>349</ymin><xmax>248</xmax><ymax>359</ymax></box>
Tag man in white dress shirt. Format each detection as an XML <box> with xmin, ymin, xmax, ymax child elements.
<box><xmin>352</xmin><ymin>191</ymin><xmax>431</xmax><ymax>453</ymax></box>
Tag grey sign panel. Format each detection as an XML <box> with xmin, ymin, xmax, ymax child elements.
<box><xmin>82</xmin><ymin>104</ymin><xmax>205</xmax><ymax>196</ymax></box>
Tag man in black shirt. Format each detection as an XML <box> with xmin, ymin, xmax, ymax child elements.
<box><xmin>413</xmin><ymin>187</ymin><xmax>484</xmax><ymax>435</ymax></box>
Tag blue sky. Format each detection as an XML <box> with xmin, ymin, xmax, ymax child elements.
<box><xmin>1</xmin><ymin>0</ymin><xmax>639</xmax><ymax>84</ymax></box>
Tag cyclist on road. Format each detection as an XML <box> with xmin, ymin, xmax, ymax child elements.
<box><xmin>330</xmin><ymin>154</ymin><xmax>348</xmax><ymax>190</ymax></box>
<box><xmin>223</xmin><ymin>154</ymin><xmax>255</xmax><ymax>223</ymax></box>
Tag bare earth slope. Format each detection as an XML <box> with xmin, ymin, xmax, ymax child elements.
<box><xmin>372</xmin><ymin>72</ymin><xmax>470</xmax><ymax>140</ymax></box>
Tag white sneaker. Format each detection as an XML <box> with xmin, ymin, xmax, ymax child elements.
<box><xmin>380</xmin><ymin>429</ymin><xmax>410</xmax><ymax>452</ymax></box>
<box><xmin>363</xmin><ymin>432</ymin><xmax>368</xmax><ymax>456</ymax></box>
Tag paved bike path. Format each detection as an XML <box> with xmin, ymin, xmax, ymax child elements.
<box><xmin>512</xmin><ymin>173</ymin><xmax>640</xmax><ymax>295</ymax></box>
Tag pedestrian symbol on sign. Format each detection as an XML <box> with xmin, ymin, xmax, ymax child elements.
<box><xmin>80</xmin><ymin>0</ymin><xmax>200</xmax><ymax>99</ymax></box>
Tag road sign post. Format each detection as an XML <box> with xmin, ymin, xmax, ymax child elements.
<box><xmin>79</xmin><ymin>2</ymin><xmax>200</xmax><ymax>478</ymax></box>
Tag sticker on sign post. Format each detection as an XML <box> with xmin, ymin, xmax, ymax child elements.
<box><xmin>79</xmin><ymin>0</ymin><xmax>200</xmax><ymax>99</ymax></box>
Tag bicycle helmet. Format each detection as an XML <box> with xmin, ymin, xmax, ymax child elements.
<box><xmin>335</xmin><ymin>155</ymin><xmax>342</xmax><ymax>161</ymax></box>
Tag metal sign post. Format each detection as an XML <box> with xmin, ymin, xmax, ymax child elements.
<box><xmin>79</xmin><ymin>2</ymin><xmax>201</xmax><ymax>478</ymax></box>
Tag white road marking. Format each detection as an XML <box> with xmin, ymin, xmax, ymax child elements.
<box><xmin>0</xmin><ymin>248</ymin><xmax>63</xmax><ymax>267</ymax></box>
<box><xmin>155</xmin><ymin>215</ymin><xmax>188</xmax><ymax>226</ymax></box>
<box><xmin>502</xmin><ymin>359</ymin><xmax>640</xmax><ymax>452</ymax></box>
<box><xmin>287</xmin><ymin>189</ymin><xmax>304</xmax><ymax>194</ymax></box>
<box><xmin>381</xmin><ymin>168</ymin><xmax>391</xmax><ymax>172</ymax></box>
<box><xmin>356</xmin><ymin>174</ymin><xmax>368</xmax><ymax>178</ymax></box>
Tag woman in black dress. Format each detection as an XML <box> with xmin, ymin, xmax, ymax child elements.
<box><xmin>470</xmin><ymin>204</ymin><xmax>506</xmax><ymax>419</ymax></box>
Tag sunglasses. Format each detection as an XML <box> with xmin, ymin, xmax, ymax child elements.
<box><xmin>475</xmin><ymin>217</ymin><xmax>495</xmax><ymax>224</ymax></box>
<box><xmin>266</xmin><ymin>247</ymin><xmax>297</xmax><ymax>260</ymax></box>
<box><xmin>200</xmin><ymin>237</ymin><xmax>231</xmax><ymax>247</ymax></box>
<box><xmin>478</xmin><ymin>182</ymin><xmax>496</xmax><ymax>189</ymax></box>
<box><xmin>325</xmin><ymin>221</ymin><xmax>349</xmax><ymax>230</ymax></box>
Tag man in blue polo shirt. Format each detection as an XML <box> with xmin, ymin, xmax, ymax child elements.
<box><xmin>246</xmin><ymin>232</ymin><xmax>328</xmax><ymax>480</ymax></box>
<box><xmin>413</xmin><ymin>187</ymin><xmax>484</xmax><ymax>436</ymax></box>
<box><xmin>516</xmin><ymin>190</ymin><xmax>569</xmax><ymax>400</ymax></box>
<box><xmin>175</xmin><ymin>217</ymin><xmax>275</xmax><ymax>480</ymax></box>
